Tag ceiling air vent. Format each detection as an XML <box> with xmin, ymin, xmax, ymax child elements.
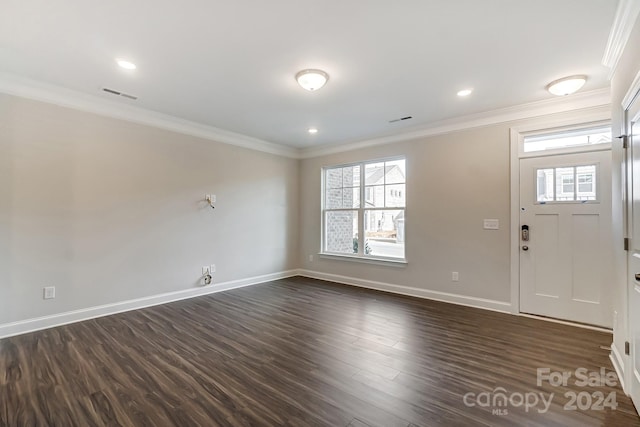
<box><xmin>102</xmin><ymin>87</ymin><xmax>138</xmax><ymax>100</ymax></box>
<box><xmin>389</xmin><ymin>116</ymin><xmax>412</xmax><ymax>123</ymax></box>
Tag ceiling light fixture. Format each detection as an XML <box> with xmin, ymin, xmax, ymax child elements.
<box><xmin>308</xmin><ymin>128</ymin><xmax>319</xmax><ymax>134</ymax></box>
<box><xmin>546</xmin><ymin>75</ymin><xmax>587</xmax><ymax>96</ymax></box>
<box><xmin>296</xmin><ymin>69</ymin><xmax>329</xmax><ymax>91</ymax></box>
<box><xmin>457</xmin><ymin>89</ymin><xmax>473</xmax><ymax>97</ymax></box>
<box><xmin>116</xmin><ymin>59</ymin><xmax>137</xmax><ymax>70</ymax></box>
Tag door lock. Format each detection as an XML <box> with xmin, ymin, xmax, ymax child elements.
<box><xmin>521</xmin><ymin>225</ymin><xmax>529</xmax><ymax>241</ymax></box>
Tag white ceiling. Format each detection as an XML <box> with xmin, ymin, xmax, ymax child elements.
<box><xmin>0</xmin><ymin>0</ymin><xmax>618</xmax><ymax>149</ymax></box>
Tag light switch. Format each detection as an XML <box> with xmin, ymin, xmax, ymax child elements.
<box><xmin>483</xmin><ymin>219</ymin><xmax>499</xmax><ymax>230</ymax></box>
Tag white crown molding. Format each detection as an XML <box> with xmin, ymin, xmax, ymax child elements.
<box><xmin>622</xmin><ymin>69</ymin><xmax>640</xmax><ymax>110</ymax></box>
<box><xmin>602</xmin><ymin>0</ymin><xmax>640</xmax><ymax>80</ymax></box>
<box><xmin>0</xmin><ymin>269</ymin><xmax>298</xmax><ymax>339</ymax></box>
<box><xmin>0</xmin><ymin>73</ymin><xmax>612</xmax><ymax>161</ymax></box>
<box><xmin>0</xmin><ymin>72</ymin><xmax>299</xmax><ymax>159</ymax></box>
<box><xmin>299</xmin><ymin>88</ymin><xmax>611</xmax><ymax>159</ymax></box>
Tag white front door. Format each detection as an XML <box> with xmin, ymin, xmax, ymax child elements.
<box><xmin>520</xmin><ymin>150</ymin><xmax>612</xmax><ymax>327</ymax></box>
<box><xmin>626</xmin><ymin>90</ymin><xmax>640</xmax><ymax>409</ymax></box>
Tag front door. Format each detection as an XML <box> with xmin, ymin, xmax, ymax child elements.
<box><xmin>626</xmin><ymin>89</ymin><xmax>640</xmax><ymax>409</ymax></box>
<box><xmin>520</xmin><ymin>150</ymin><xmax>612</xmax><ymax>327</ymax></box>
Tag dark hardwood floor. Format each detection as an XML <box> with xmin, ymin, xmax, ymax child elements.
<box><xmin>0</xmin><ymin>276</ymin><xmax>638</xmax><ymax>426</ymax></box>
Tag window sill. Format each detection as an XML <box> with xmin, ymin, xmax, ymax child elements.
<box><xmin>318</xmin><ymin>253</ymin><xmax>407</xmax><ymax>267</ymax></box>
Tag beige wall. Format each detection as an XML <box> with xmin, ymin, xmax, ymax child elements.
<box><xmin>611</xmin><ymin>14</ymin><xmax>640</xmax><ymax>376</ymax></box>
<box><xmin>0</xmin><ymin>94</ymin><xmax>299</xmax><ymax>325</ymax></box>
<box><xmin>0</xmin><ymin>81</ymin><xmax>620</xmax><ymax>332</ymax></box>
<box><xmin>300</xmin><ymin>125</ymin><xmax>512</xmax><ymax>304</ymax></box>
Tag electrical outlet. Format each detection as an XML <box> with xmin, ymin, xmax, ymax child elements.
<box><xmin>452</xmin><ymin>272</ymin><xmax>459</xmax><ymax>282</ymax></box>
<box><xmin>210</xmin><ymin>264</ymin><xmax>216</xmax><ymax>273</ymax></box>
<box><xmin>43</xmin><ymin>286</ymin><xmax>56</xmax><ymax>299</ymax></box>
<box><xmin>202</xmin><ymin>266</ymin><xmax>210</xmax><ymax>275</ymax></box>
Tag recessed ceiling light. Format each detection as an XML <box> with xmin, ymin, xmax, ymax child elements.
<box><xmin>308</xmin><ymin>128</ymin><xmax>319</xmax><ymax>134</ymax></box>
<box><xmin>457</xmin><ymin>89</ymin><xmax>473</xmax><ymax>97</ymax></box>
<box><xmin>116</xmin><ymin>59</ymin><xmax>137</xmax><ymax>70</ymax></box>
<box><xmin>546</xmin><ymin>75</ymin><xmax>587</xmax><ymax>96</ymax></box>
<box><xmin>296</xmin><ymin>69</ymin><xmax>329</xmax><ymax>91</ymax></box>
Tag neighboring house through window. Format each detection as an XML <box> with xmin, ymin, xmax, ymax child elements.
<box><xmin>322</xmin><ymin>158</ymin><xmax>406</xmax><ymax>260</ymax></box>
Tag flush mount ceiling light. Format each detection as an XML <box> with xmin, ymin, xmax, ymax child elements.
<box><xmin>546</xmin><ymin>75</ymin><xmax>587</xmax><ymax>96</ymax></box>
<box><xmin>308</xmin><ymin>128</ymin><xmax>319</xmax><ymax>134</ymax></box>
<box><xmin>296</xmin><ymin>69</ymin><xmax>329</xmax><ymax>91</ymax></box>
<box><xmin>457</xmin><ymin>89</ymin><xmax>473</xmax><ymax>97</ymax></box>
<box><xmin>116</xmin><ymin>59</ymin><xmax>137</xmax><ymax>70</ymax></box>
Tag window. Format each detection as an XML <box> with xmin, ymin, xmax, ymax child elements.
<box><xmin>524</xmin><ymin>126</ymin><xmax>611</xmax><ymax>153</ymax></box>
<box><xmin>536</xmin><ymin>164</ymin><xmax>597</xmax><ymax>203</ymax></box>
<box><xmin>323</xmin><ymin>158</ymin><xmax>406</xmax><ymax>260</ymax></box>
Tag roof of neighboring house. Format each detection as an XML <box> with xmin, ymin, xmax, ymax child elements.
<box><xmin>365</xmin><ymin>165</ymin><xmax>404</xmax><ymax>185</ymax></box>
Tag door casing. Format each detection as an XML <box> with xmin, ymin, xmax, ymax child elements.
<box><xmin>509</xmin><ymin>108</ymin><xmax>612</xmax><ymax>316</ymax></box>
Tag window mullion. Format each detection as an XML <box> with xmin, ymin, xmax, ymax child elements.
<box><xmin>359</xmin><ymin>163</ymin><xmax>365</xmax><ymax>256</ymax></box>
<box><xmin>573</xmin><ymin>167</ymin><xmax>577</xmax><ymax>201</ymax></box>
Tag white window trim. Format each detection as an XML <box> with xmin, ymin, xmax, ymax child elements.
<box><xmin>318</xmin><ymin>252</ymin><xmax>408</xmax><ymax>267</ymax></box>
<box><xmin>321</xmin><ymin>157</ymin><xmax>407</xmax><ymax>263</ymax></box>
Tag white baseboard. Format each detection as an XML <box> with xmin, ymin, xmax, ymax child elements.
<box><xmin>610</xmin><ymin>342</ymin><xmax>627</xmax><ymax>393</ymax></box>
<box><xmin>0</xmin><ymin>270</ymin><xmax>298</xmax><ymax>339</ymax></box>
<box><xmin>516</xmin><ymin>313</ymin><xmax>612</xmax><ymax>333</ymax></box>
<box><xmin>297</xmin><ymin>269</ymin><xmax>512</xmax><ymax>313</ymax></box>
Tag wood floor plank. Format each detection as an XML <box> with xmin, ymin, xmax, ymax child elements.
<box><xmin>1</xmin><ymin>276</ymin><xmax>638</xmax><ymax>426</ymax></box>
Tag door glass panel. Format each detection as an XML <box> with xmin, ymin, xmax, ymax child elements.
<box><xmin>537</xmin><ymin>168</ymin><xmax>554</xmax><ymax>202</ymax></box>
<box><xmin>576</xmin><ymin>165</ymin><xmax>596</xmax><ymax>201</ymax></box>
<box><xmin>556</xmin><ymin>167</ymin><xmax>575</xmax><ymax>201</ymax></box>
<box><xmin>536</xmin><ymin>165</ymin><xmax>597</xmax><ymax>203</ymax></box>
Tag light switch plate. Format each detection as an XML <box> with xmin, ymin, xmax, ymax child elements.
<box><xmin>483</xmin><ymin>219</ymin><xmax>499</xmax><ymax>230</ymax></box>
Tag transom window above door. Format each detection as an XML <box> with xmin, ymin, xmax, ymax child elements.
<box><xmin>523</xmin><ymin>125</ymin><xmax>611</xmax><ymax>153</ymax></box>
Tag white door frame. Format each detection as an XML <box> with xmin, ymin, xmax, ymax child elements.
<box><xmin>509</xmin><ymin>106</ymin><xmax>611</xmax><ymax>315</ymax></box>
<box><xmin>622</xmin><ymin>70</ymin><xmax>640</xmax><ymax>399</ymax></box>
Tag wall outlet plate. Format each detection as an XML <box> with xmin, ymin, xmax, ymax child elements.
<box><xmin>202</xmin><ymin>266</ymin><xmax>210</xmax><ymax>275</ymax></box>
<box><xmin>452</xmin><ymin>272</ymin><xmax>459</xmax><ymax>282</ymax></box>
<box><xmin>43</xmin><ymin>286</ymin><xmax>56</xmax><ymax>299</ymax></box>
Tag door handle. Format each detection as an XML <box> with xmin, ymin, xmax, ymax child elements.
<box><xmin>635</xmin><ymin>273</ymin><xmax>640</xmax><ymax>282</ymax></box>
